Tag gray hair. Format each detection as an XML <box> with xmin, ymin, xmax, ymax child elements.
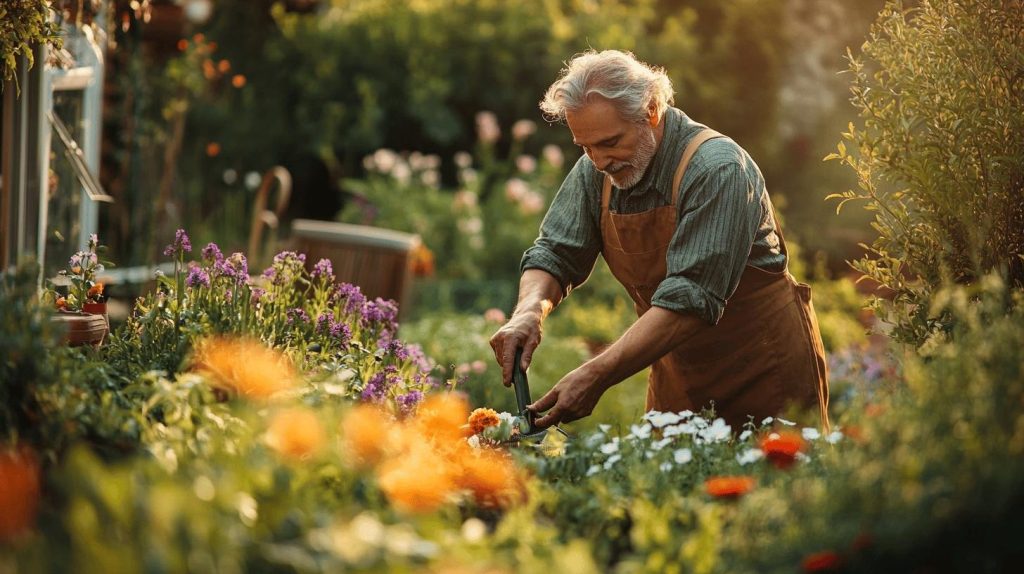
<box><xmin>539</xmin><ymin>50</ymin><xmax>674</xmax><ymax>124</ymax></box>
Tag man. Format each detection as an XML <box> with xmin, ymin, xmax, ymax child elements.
<box><xmin>489</xmin><ymin>50</ymin><xmax>829</xmax><ymax>430</ymax></box>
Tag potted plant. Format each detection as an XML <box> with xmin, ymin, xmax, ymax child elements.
<box><xmin>44</xmin><ymin>234</ymin><xmax>113</xmax><ymax>346</ymax></box>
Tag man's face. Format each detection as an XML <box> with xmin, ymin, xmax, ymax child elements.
<box><xmin>566</xmin><ymin>96</ymin><xmax>659</xmax><ymax>189</ymax></box>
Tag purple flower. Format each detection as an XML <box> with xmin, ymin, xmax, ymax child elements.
<box><xmin>361</xmin><ymin>372</ymin><xmax>388</xmax><ymax>401</ymax></box>
<box><xmin>332</xmin><ymin>322</ymin><xmax>352</xmax><ymax>345</ymax></box>
<box><xmin>362</xmin><ymin>298</ymin><xmax>398</xmax><ymax>328</ymax></box>
<box><xmin>202</xmin><ymin>242</ymin><xmax>224</xmax><ymax>264</ymax></box>
<box><xmin>405</xmin><ymin>343</ymin><xmax>432</xmax><ymax>372</ymax></box>
<box><xmin>312</xmin><ymin>258</ymin><xmax>334</xmax><ymax>281</ymax></box>
<box><xmin>163</xmin><ymin>229</ymin><xmax>192</xmax><ymax>257</ymax></box>
<box><xmin>316</xmin><ymin>313</ymin><xmax>332</xmax><ymax>333</ymax></box>
<box><xmin>272</xmin><ymin>250</ymin><xmax>306</xmax><ymax>265</ymax></box>
<box><xmin>287</xmin><ymin>308</ymin><xmax>310</xmax><ymax>324</ymax></box>
<box><xmin>216</xmin><ymin>252</ymin><xmax>248</xmax><ymax>285</ymax></box>
<box><xmin>396</xmin><ymin>390</ymin><xmax>424</xmax><ymax>414</ymax></box>
<box><xmin>333</xmin><ymin>283</ymin><xmax>367</xmax><ymax>314</ymax></box>
<box><xmin>376</xmin><ymin>329</ymin><xmax>394</xmax><ymax>351</ymax></box>
<box><xmin>250</xmin><ymin>288</ymin><xmax>266</xmax><ymax>305</ymax></box>
<box><xmin>185</xmin><ymin>264</ymin><xmax>211</xmax><ymax>288</ymax></box>
<box><xmin>262</xmin><ymin>267</ymin><xmax>276</xmax><ymax>279</ymax></box>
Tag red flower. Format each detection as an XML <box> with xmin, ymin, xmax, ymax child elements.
<box><xmin>704</xmin><ymin>476</ymin><xmax>755</xmax><ymax>499</ymax></box>
<box><xmin>760</xmin><ymin>431</ymin><xmax>805</xmax><ymax>469</ymax></box>
<box><xmin>801</xmin><ymin>550</ymin><xmax>842</xmax><ymax>572</ymax></box>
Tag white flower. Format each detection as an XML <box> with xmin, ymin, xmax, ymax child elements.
<box><xmin>461</xmin><ymin>168</ymin><xmax>478</xmax><ymax>184</ymax></box>
<box><xmin>452</xmin><ymin>190</ymin><xmax>478</xmax><ymax>210</ymax></box>
<box><xmin>739</xmin><ymin>430</ymin><xmax>753</xmax><ymax>442</ymax></box>
<box><xmin>475</xmin><ymin>111</ymin><xmax>501</xmax><ymax>143</ymax></box>
<box><xmin>650</xmin><ymin>437</ymin><xmax>673</xmax><ymax>451</ymax></box>
<box><xmin>704</xmin><ymin>418</ymin><xmax>732</xmax><ymax>442</ymax></box>
<box><xmin>372</xmin><ymin>148</ymin><xmax>399</xmax><ymax>173</ymax></box>
<box><xmin>761</xmin><ymin>416</ymin><xmax>774</xmax><ymax>426</ymax></box>
<box><xmin>420</xmin><ymin>169</ymin><xmax>440</xmax><ymax>187</ymax></box>
<box><xmin>453</xmin><ymin>151</ymin><xmax>473</xmax><ymax>169</ymax></box>
<box><xmin>826</xmin><ymin>430</ymin><xmax>844</xmax><ymax>444</ymax></box>
<box><xmin>222</xmin><ymin>169</ymin><xmax>238</xmax><ymax>185</ymax></box>
<box><xmin>603</xmin><ymin>454</ymin><xmax>621</xmax><ymax>469</ymax></box>
<box><xmin>663</xmin><ymin>422</ymin><xmax>697</xmax><ymax>437</ymax></box>
<box><xmin>659</xmin><ymin>462</ymin><xmax>673</xmax><ymax>472</ymax></box>
<box><xmin>519</xmin><ymin>191</ymin><xmax>545</xmax><ymax>215</ymax></box>
<box><xmin>511</xmin><ymin>119</ymin><xmax>536</xmax><ymax>141</ymax></box>
<box><xmin>586</xmin><ymin>464</ymin><xmax>601</xmax><ymax>477</ymax></box>
<box><xmin>795</xmin><ymin>452</ymin><xmax>811</xmax><ymax>462</ymax></box>
<box><xmin>736</xmin><ymin>448</ymin><xmax>764</xmax><ymax>466</ymax></box>
<box><xmin>673</xmin><ymin>448</ymin><xmax>693</xmax><ymax>464</ymax></box>
<box><xmin>598</xmin><ymin>424</ymin><xmax>611</xmax><ymax>434</ymax></box>
<box><xmin>542</xmin><ymin>144</ymin><xmax>564</xmax><ymax>168</ymax></box>
<box><xmin>391</xmin><ymin>162</ymin><xmax>412</xmax><ymax>184</ymax></box>
<box><xmin>505</xmin><ymin>177</ymin><xmax>529</xmax><ymax>201</ymax></box>
<box><xmin>458</xmin><ymin>216</ymin><xmax>483</xmax><ymax>235</ymax></box>
<box><xmin>461</xmin><ymin>518</ymin><xmax>487</xmax><ymax>543</ymax></box>
<box><xmin>777</xmin><ymin>417</ymin><xmax>797</xmax><ymax>426</ymax></box>
<box><xmin>802</xmin><ymin>427</ymin><xmax>821</xmax><ymax>441</ymax></box>
<box><xmin>629</xmin><ymin>423</ymin><xmax>652</xmax><ymax>440</ymax></box>
<box><xmin>515</xmin><ymin>154</ymin><xmax>537</xmax><ymax>174</ymax></box>
<box><xmin>466</xmin><ymin>435</ymin><xmax>481</xmax><ymax>449</ymax></box>
<box><xmin>645</xmin><ymin>411</ymin><xmax>683</xmax><ymax>428</ymax></box>
<box><xmin>599</xmin><ymin>439</ymin><xmax>619</xmax><ymax>455</ymax></box>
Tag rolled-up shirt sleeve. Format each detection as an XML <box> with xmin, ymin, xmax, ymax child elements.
<box><xmin>652</xmin><ymin>157</ymin><xmax>764</xmax><ymax>324</ymax></box>
<box><xmin>520</xmin><ymin>156</ymin><xmax>601</xmax><ymax>298</ymax></box>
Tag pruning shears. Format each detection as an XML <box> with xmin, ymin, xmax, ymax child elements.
<box><xmin>511</xmin><ymin>347</ymin><xmax>570</xmax><ymax>443</ymax></box>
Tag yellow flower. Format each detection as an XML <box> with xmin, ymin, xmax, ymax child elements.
<box><xmin>194</xmin><ymin>337</ymin><xmax>296</xmax><ymax>399</ymax></box>
<box><xmin>414</xmin><ymin>393</ymin><xmax>470</xmax><ymax>441</ymax></box>
<box><xmin>266</xmin><ymin>408</ymin><xmax>325</xmax><ymax>461</ymax></box>
<box><xmin>454</xmin><ymin>449</ymin><xmax>526</xmax><ymax>509</ymax></box>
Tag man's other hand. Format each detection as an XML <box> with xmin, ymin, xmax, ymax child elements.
<box><xmin>529</xmin><ymin>365</ymin><xmax>609</xmax><ymax>428</ymax></box>
<box><xmin>489</xmin><ymin>311</ymin><xmax>543</xmax><ymax>387</ymax></box>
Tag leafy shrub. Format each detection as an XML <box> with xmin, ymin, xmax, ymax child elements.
<box><xmin>828</xmin><ymin>0</ymin><xmax>1024</xmax><ymax>344</ymax></box>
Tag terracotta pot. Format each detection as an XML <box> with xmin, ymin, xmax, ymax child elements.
<box><xmin>82</xmin><ymin>301</ymin><xmax>110</xmax><ymax>330</ymax></box>
<box><xmin>51</xmin><ymin>311</ymin><xmax>108</xmax><ymax>347</ymax></box>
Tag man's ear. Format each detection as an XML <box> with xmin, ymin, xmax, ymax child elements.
<box><xmin>647</xmin><ymin>103</ymin><xmax>659</xmax><ymax>127</ymax></box>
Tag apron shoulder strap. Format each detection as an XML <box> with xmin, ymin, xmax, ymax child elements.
<box><xmin>671</xmin><ymin>129</ymin><xmax>726</xmax><ymax>206</ymax></box>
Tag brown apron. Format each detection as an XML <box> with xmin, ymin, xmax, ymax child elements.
<box><xmin>600</xmin><ymin>129</ymin><xmax>830</xmax><ymax>429</ymax></box>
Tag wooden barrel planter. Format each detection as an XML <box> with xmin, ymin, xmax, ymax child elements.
<box><xmin>51</xmin><ymin>311</ymin><xmax>108</xmax><ymax>347</ymax></box>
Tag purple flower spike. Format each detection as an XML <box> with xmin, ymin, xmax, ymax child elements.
<box><xmin>185</xmin><ymin>264</ymin><xmax>211</xmax><ymax>288</ymax></box>
<box><xmin>163</xmin><ymin>229</ymin><xmax>192</xmax><ymax>257</ymax></box>
<box><xmin>202</xmin><ymin>242</ymin><xmax>224</xmax><ymax>263</ymax></box>
<box><xmin>312</xmin><ymin>258</ymin><xmax>334</xmax><ymax>281</ymax></box>
<box><xmin>396</xmin><ymin>390</ymin><xmax>424</xmax><ymax>414</ymax></box>
<box><xmin>287</xmin><ymin>308</ymin><xmax>310</xmax><ymax>324</ymax></box>
<box><xmin>361</xmin><ymin>372</ymin><xmax>388</xmax><ymax>401</ymax></box>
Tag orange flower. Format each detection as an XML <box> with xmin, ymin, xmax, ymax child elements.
<box><xmin>760</xmin><ymin>431</ymin><xmax>805</xmax><ymax>469</ymax></box>
<box><xmin>205</xmin><ymin>142</ymin><xmax>221</xmax><ymax>157</ymax></box>
<box><xmin>87</xmin><ymin>283</ymin><xmax>104</xmax><ymax>299</ymax></box>
<box><xmin>194</xmin><ymin>337</ymin><xmax>296</xmax><ymax>399</ymax></box>
<box><xmin>177</xmin><ymin>39</ymin><xmax>188</xmax><ymax>51</ymax></box>
<box><xmin>266</xmin><ymin>407</ymin><xmax>325</xmax><ymax>460</ymax></box>
<box><xmin>455</xmin><ymin>449</ymin><xmax>525</xmax><ymax>509</ymax></box>
<box><xmin>55</xmin><ymin>297</ymin><xmax>67</xmax><ymax>310</ymax></box>
<box><xmin>468</xmin><ymin>408</ymin><xmax>500</xmax><ymax>435</ymax></box>
<box><xmin>0</xmin><ymin>447</ymin><xmax>41</xmax><ymax>541</ymax></box>
<box><xmin>410</xmin><ymin>243</ymin><xmax>434</xmax><ymax>277</ymax></box>
<box><xmin>704</xmin><ymin>476</ymin><xmax>756</xmax><ymax>499</ymax></box>
<box><xmin>341</xmin><ymin>404</ymin><xmax>392</xmax><ymax>466</ymax></box>
<box><xmin>217</xmin><ymin>59</ymin><xmax>231</xmax><ymax>73</ymax></box>
<box><xmin>801</xmin><ymin>550</ymin><xmax>842</xmax><ymax>572</ymax></box>
<box><xmin>202</xmin><ymin>59</ymin><xmax>217</xmax><ymax>80</ymax></box>
<box><xmin>231</xmin><ymin>74</ymin><xmax>247</xmax><ymax>88</ymax></box>
<box><xmin>193</xmin><ymin>33</ymin><xmax>205</xmax><ymax>43</ymax></box>
<box><xmin>415</xmin><ymin>393</ymin><xmax>470</xmax><ymax>441</ymax></box>
<box><xmin>865</xmin><ymin>403</ymin><xmax>886</xmax><ymax>417</ymax></box>
<box><xmin>377</xmin><ymin>445</ymin><xmax>454</xmax><ymax>514</ymax></box>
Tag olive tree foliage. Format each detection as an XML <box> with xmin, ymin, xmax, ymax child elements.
<box><xmin>828</xmin><ymin>0</ymin><xmax>1024</xmax><ymax>344</ymax></box>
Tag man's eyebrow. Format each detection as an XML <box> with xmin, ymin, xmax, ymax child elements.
<box><xmin>573</xmin><ymin>134</ymin><xmax>621</xmax><ymax>147</ymax></box>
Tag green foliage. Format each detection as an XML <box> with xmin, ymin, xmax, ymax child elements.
<box><xmin>0</xmin><ymin>0</ymin><xmax>61</xmax><ymax>88</ymax></box>
<box><xmin>827</xmin><ymin>0</ymin><xmax>1024</xmax><ymax>344</ymax></box>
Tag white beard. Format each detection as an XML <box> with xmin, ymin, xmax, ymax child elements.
<box><xmin>607</xmin><ymin>124</ymin><xmax>658</xmax><ymax>189</ymax></box>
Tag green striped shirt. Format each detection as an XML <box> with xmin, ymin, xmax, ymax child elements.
<box><xmin>521</xmin><ymin>107</ymin><xmax>786</xmax><ymax>325</ymax></box>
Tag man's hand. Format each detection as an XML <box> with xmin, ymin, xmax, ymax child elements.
<box><xmin>529</xmin><ymin>364</ymin><xmax>609</xmax><ymax>428</ymax></box>
<box><xmin>489</xmin><ymin>311</ymin><xmax>543</xmax><ymax>387</ymax></box>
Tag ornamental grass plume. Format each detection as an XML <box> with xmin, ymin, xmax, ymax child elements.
<box><xmin>760</xmin><ymin>431</ymin><xmax>806</xmax><ymax>469</ymax></box>
<box><xmin>704</xmin><ymin>476</ymin><xmax>756</xmax><ymax>499</ymax></box>
<box><xmin>341</xmin><ymin>403</ymin><xmax>393</xmax><ymax>467</ymax></box>
<box><xmin>468</xmin><ymin>407</ymin><xmax>501</xmax><ymax>435</ymax></box>
<box><xmin>266</xmin><ymin>407</ymin><xmax>326</xmax><ymax>461</ymax></box>
<box><xmin>194</xmin><ymin>337</ymin><xmax>296</xmax><ymax>399</ymax></box>
<box><xmin>0</xmin><ymin>446</ymin><xmax>41</xmax><ymax>541</ymax></box>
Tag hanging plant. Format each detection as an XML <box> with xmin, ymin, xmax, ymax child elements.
<box><xmin>0</xmin><ymin>0</ymin><xmax>62</xmax><ymax>90</ymax></box>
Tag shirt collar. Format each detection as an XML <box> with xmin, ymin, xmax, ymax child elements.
<box><xmin>615</xmin><ymin>107</ymin><xmax>689</xmax><ymax>196</ymax></box>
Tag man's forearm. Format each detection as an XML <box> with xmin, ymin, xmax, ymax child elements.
<box><xmin>513</xmin><ymin>269</ymin><xmax>563</xmax><ymax>321</ymax></box>
<box><xmin>587</xmin><ymin>306</ymin><xmax>707</xmax><ymax>390</ymax></box>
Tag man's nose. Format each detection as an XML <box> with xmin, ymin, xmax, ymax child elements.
<box><xmin>589</xmin><ymin>149</ymin><xmax>611</xmax><ymax>171</ymax></box>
